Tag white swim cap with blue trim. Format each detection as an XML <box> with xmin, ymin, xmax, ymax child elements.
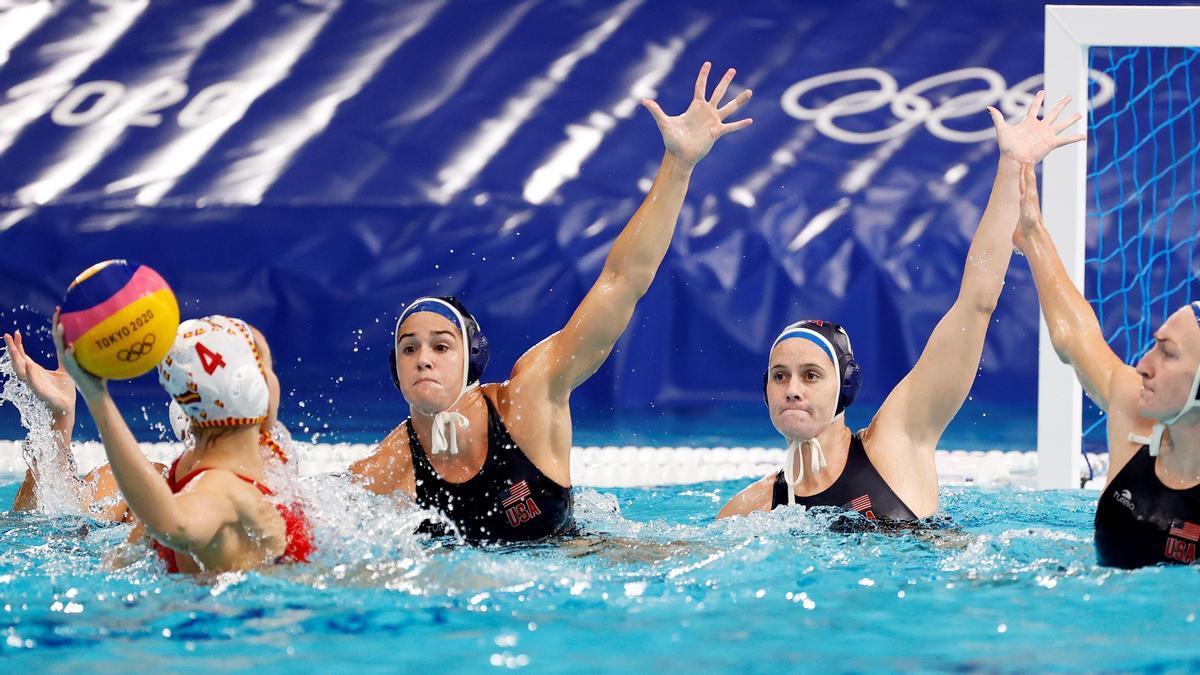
<box><xmin>771</xmin><ymin>323</ymin><xmax>844</xmax><ymax>396</ymax></box>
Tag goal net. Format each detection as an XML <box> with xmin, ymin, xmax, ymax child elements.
<box><xmin>1041</xmin><ymin>5</ymin><xmax>1200</xmax><ymax>488</ymax></box>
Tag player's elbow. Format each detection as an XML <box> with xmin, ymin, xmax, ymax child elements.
<box><xmin>615</xmin><ymin>269</ymin><xmax>654</xmax><ymax>300</ymax></box>
<box><xmin>146</xmin><ymin>519</ymin><xmax>191</xmax><ymax>549</ymax></box>
<box><xmin>974</xmin><ymin>297</ymin><xmax>998</xmax><ymax>317</ymax></box>
<box><xmin>1045</xmin><ymin>320</ymin><xmax>1078</xmax><ymax>365</ymax></box>
<box><xmin>957</xmin><ymin>287</ymin><xmax>999</xmax><ymax>318</ymax></box>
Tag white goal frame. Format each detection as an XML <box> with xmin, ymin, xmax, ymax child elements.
<box><xmin>1040</xmin><ymin>5</ymin><xmax>1200</xmax><ymax>488</ymax></box>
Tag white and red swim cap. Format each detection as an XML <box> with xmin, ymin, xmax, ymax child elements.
<box><xmin>157</xmin><ymin>316</ymin><xmax>269</xmax><ymax>428</ymax></box>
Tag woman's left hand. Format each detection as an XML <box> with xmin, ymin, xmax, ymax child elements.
<box><xmin>642</xmin><ymin>62</ymin><xmax>753</xmax><ymax>167</ymax></box>
<box><xmin>51</xmin><ymin>308</ymin><xmax>108</xmax><ymax>402</ymax></box>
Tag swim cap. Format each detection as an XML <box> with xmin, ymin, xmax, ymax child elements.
<box><xmin>764</xmin><ymin>319</ymin><xmax>861</xmax><ymax>415</ymax></box>
<box><xmin>389</xmin><ymin>296</ymin><xmax>489</xmax><ymax>392</ymax></box>
<box><xmin>1133</xmin><ymin>302</ymin><xmax>1200</xmax><ymax>456</ymax></box>
<box><xmin>158</xmin><ymin>316</ymin><xmax>269</xmax><ymax>428</ymax></box>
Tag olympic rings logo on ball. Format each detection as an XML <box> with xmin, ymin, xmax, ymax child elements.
<box><xmin>116</xmin><ymin>333</ymin><xmax>157</xmax><ymax>362</ymax></box>
<box><xmin>780</xmin><ymin>67</ymin><xmax>1115</xmax><ymax>144</ymax></box>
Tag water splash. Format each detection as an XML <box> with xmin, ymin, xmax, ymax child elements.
<box><xmin>0</xmin><ymin>351</ymin><xmax>82</xmax><ymax>516</ymax></box>
<box><xmin>285</xmin><ymin>473</ymin><xmax>455</xmax><ymax>592</ymax></box>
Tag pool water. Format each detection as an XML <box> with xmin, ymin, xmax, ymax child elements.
<box><xmin>1</xmin><ymin>476</ymin><xmax>1198</xmax><ymax>672</ymax></box>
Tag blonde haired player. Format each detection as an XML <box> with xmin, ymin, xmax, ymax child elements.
<box><xmin>49</xmin><ymin>314</ymin><xmax>313</xmax><ymax>573</ymax></box>
<box><xmin>5</xmin><ymin>328</ymin><xmax>292</xmax><ymax>524</ymax></box>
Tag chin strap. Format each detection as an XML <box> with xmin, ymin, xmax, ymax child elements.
<box><xmin>429</xmin><ymin>383</ymin><xmax>479</xmax><ymax>455</ymax></box>
<box><xmin>782</xmin><ymin>438</ymin><xmax>829</xmax><ymax>507</ymax></box>
<box><xmin>1127</xmin><ymin>427</ymin><xmax>1163</xmax><ymax>457</ymax></box>
<box><xmin>780</xmin><ymin>408</ymin><xmax>845</xmax><ymax>506</ymax></box>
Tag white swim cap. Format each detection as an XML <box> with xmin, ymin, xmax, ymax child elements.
<box><xmin>158</xmin><ymin>316</ymin><xmax>269</xmax><ymax>428</ymax></box>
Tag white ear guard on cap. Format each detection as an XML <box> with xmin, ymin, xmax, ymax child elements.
<box><xmin>167</xmin><ymin>399</ymin><xmax>192</xmax><ymax>444</ymax></box>
<box><xmin>158</xmin><ymin>316</ymin><xmax>269</xmax><ymax>428</ymax></box>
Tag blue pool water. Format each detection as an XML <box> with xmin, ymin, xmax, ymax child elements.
<box><xmin>1</xmin><ymin>476</ymin><xmax>1198</xmax><ymax>672</ymax></box>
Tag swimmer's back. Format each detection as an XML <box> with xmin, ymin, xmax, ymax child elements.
<box><xmin>150</xmin><ymin>463</ymin><xmax>288</xmax><ymax>573</ymax></box>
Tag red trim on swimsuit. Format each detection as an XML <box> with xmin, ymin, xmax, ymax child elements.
<box><xmin>151</xmin><ymin>457</ymin><xmax>315</xmax><ymax>573</ymax></box>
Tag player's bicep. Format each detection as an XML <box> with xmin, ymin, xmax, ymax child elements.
<box><xmin>879</xmin><ymin>304</ymin><xmax>989</xmax><ymax>447</ymax></box>
<box><xmin>541</xmin><ymin>275</ymin><xmax>641</xmax><ymax>395</ymax></box>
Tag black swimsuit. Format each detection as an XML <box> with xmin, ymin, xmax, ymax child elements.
<box><xmin>1095</xmin><ymin>445</ymin><xmax>1200</xmax><ymax>568</ymax></box>
<box><xmin>407</xmin><ymin>396</ymin><xmax>574</xmax><ymax>544</ymax></box>
<box><xmin>770</xmin><ymin>432</ymin><xmax>918</xmax><ymax>521</ymax></box>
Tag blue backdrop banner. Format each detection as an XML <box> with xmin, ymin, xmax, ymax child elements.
<box><xmin>0</xmin><ymin>0</ymin><xmax>1165</xmax><ymax>443</ymax></box>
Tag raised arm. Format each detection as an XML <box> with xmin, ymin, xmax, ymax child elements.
<box><xmin>519</xmin><ymin>63</ymin><xmax>752</xmax><ymax>399</ymax></box>
<box><xmin>1013</xmin><ymin>163</ymin><xmax>1130</xmax><ymax>410</ymax></box>
<box><xmin>872</xmin><ymin>93</ymin><xmax>1085</xmax><ymax>449</ymax></box>
<box><xmin>4</xmin><ymin>330</ymin><xmax>78</xmax><ymax>511</ymax></box>
<box><xmin>51</xmin><ymin>315</ymin><xmax>234</xmax><ymax>548</ymax></box>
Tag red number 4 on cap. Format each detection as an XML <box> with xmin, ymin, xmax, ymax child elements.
<box><xmin>195</xmin><ymin>342</ymin><xmax>226</xmax><ymax>375</ymax></box>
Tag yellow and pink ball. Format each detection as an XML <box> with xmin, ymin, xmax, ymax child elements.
<box><xmin>59</xmin><ymin>260</ymin><xmax>179</xmax><ymax>379</ymax></box>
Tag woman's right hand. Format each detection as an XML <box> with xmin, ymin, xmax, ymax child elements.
<box><xmin>3</xmin><ymin>329</ymin><xmax>76</xmax><ymax>418</ymax></box>
<box><xmin>1015</xmin><ymin>162</ymin><xmax>1044</xmax><ymax>252</ymax></box>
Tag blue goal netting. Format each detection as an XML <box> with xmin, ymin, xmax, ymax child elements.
<box><xmin>1084</xmin><ymin>46</ymin><xmax>1200</xmax><ymax>454</ymax></box>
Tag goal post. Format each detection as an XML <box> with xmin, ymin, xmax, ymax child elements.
<box><xmin>1040</xmin><ymin>5</ymin><xmax>1200</xmax><ymax>489</ymax></box>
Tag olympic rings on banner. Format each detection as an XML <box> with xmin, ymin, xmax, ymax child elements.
<box><xmin>780</xmin><ymin>67</ymin><xmax>1115</xmax><ymax>144</ymax></box>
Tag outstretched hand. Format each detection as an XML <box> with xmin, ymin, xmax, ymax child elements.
<box><xmin>987</xmin><ymin>91</ymin><xmax>1085</xmax><ymax>166</ymax></box>
<box><xmin>1014</xmin><ymin>162</ymin><xmax>1043</xmax><ymax>251</ymax></box>
<box><xmin>642</xmin><ymin>62</ymin><xmax>753</xmax><ymax>167</ymax></box>
<box><xmin>50</xmin><ymin>309</ymin><xmax>107</xmax><ymax>402</ymax></box>
<box><xmin>3</xmin><ymin>329</ymin><xmax>76</xmax><ymax>417</ymax></box>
